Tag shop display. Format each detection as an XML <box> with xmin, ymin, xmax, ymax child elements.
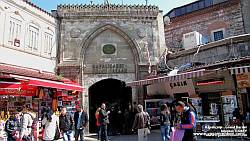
<box><xmin>222</xmin><ymin>95</ymin><xmax>237</xmax><ymax>123</ymax></box>
<box><xmin>145</xmin><ymin>99</ymin><xmax>161</xmax><ymax>126</ymax></box>
<box><xmin>190</xmin><ymin>98</ymin><xmax>202</xmax><ymax>119</ymax></box>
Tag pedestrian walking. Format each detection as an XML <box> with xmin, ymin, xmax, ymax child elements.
<box><xmin>5</xmin><ymin>114</ymin><xmax>20</xmax><ymax>141</ymax></box>
<box><xmin>73</xmin><ymin>106</ymin><xmax>89</xmax><ymax>141</ymax></box>
<box><xmin>132</xmin><ymin>105</ymin><xmax>150</xmax><ymax>141</ymax></box>
<box><xmin>95</xmin><ymin>107</ymin><xmax>101</xmax><ymax>140</ymax></box>
<box><xmin>174</xmin><ymin>101</ymin><xmax>196</xmax><ymax>141</ymax></box>
<box><xmin>59</xmin><ymin>107</ymin><xmax>74</xmax><ymax>141</ymax></box>
<box><xmin>41</xmin><ymin>107</ymin><xmax>59</xmax><ymax>141</ymax></box>
<box><xmin>18</xmin><ymin>105</ymin><xmax>36</xmax><ymax>141</ymax></box>
<box><xmin>99</xmin><ymin>103</ymin><xmax>110</xmax><ymax>141</ymax></box>
<box><xmin>160</xmin><ymin>104</ymin><xmax>171</xmax><ymax>141</ymax></box>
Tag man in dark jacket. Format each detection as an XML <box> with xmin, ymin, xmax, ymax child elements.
<box><xmin>132</xmin><ymin>105</ymin><xmax>150</xmax><ymax>141</ymax></box>
<box><xmin>74</xmin><ymin>106</ymin><xmax>89</xmax><ymax>141</ymax></box>
<box><xmin>99</xmin><ymin>103</ymin><xmax>110</xmax><ymax>141</ymax></box>
<box><xmin>175</xmin><ymin>101</ymin><xmax>196</xmax><ymax>141</ymax></box>
<box><xmin>5</xmin><ymin>114</ymin><xmax>20</xmax><ymax>141</ymax></box>
<box><xmin>59</xmin><ymin>107</ymin><xmax>74</xmax><ymax>141</ymax></box>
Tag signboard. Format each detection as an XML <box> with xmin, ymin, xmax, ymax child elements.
<box><xmin>236</xmin><ymin>72</ymin><xmax>250</xmax><ymax>88</ymax></box>
<box><xmin>92</xmin><ymin>64</ymin><xmax>127</xmax><ymax>74</ymax></box>
<box><xmin>0</xmin><ymin>88</ymin><xmax>36</xmax><ymax>96</ymax></box>
<box><xmin>147</xmin><ymin>79</ymin><xmax>196</xmax><ymax>96</ymax></box>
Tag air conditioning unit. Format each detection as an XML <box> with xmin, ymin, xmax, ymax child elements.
<box><xmin>183</xmin><ymin>31</ymin><xmax>202</xmax><ymax>50</ymax></box>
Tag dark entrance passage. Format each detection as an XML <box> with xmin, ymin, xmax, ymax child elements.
<box><xmin>88</xmin><ymin>78</ymin><xmax>132</xmax><ymax>133</ymax></box>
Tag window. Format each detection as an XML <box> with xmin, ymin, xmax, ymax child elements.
<box><xmin>169</xmin><ymin>11</ymin><xmax>175</xmax><ymax>18</ymax></box>
<box><xmin>186</xmin><ymin>5</ymin><xmax>193</xmax><ymax>13</ymax></box>
<box><xmin>205</xmin><ymin>0</ymin><xmax>213</xmax><ymax>7</ymax></box>
<box><xmin>44</xmin><ymin>33</ymin><xmax>53</xmax><ymax>55</ymax></box>
<box><xmin>181</xmin><ymin>7</ymin><xmax>186</xmax><ymax>15</ymax></box>
<box><xmin>192</xmin><ymin>3</ymin><xmax>199</xmax><ymax>11</ymax></box>
<box><xmin>198</xmin><ymin>1</ymin><xmax>205</xmax><ymax>9</ymax></box>
<box><xmin>175</xmin><ymin>8</ymin><xmax>182</xmax><ymax>16</ymax></box>
<box><xmin>213</xmin><ymin>30</ymin><xmax>224</xmax><ymax>41</ymax></box>
<box><xmin>8</xmin><ymin>17</ymin><xmax>22</xmax><ymax>47</ymax></box>
<box><xmin>28</xmin><ymin>25</ymin><xmax>39</xmax><ymax>51</ymax></box>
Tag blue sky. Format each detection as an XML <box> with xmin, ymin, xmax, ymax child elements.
<box><xmin>31</xmin><ymin>0</ymin><xmax>196</xmax><ymax>14</ymax></box>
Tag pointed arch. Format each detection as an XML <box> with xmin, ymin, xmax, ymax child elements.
<box><xmin>79</xmin><ymin>24</ymin><xmax>141</xmax><ymax>80</ymax></box>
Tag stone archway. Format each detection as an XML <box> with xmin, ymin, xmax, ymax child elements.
<box><xmin>78</xmin><ymin>24</ymin><xmax>141</xmax><ymax>132</ymax></box>
<box><xmin>88</xmin><ymin>78</ymin><xmax>132</xmax><ymax>133</ymax></box>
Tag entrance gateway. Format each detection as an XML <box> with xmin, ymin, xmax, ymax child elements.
<box><xmin>81</xmin><ymin>26</ymin><xmax>138</xmax><ymax>132</ymax></box>
<box><xmin>55</xmin><ymin>4</ymin><xmax>166</xmax><ymax>132</ymax></box>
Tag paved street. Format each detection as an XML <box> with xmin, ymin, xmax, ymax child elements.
<box><xmin>78</xmin><ymin>130</ymin><xmax>248</xmax><ymax>141</ymax></box>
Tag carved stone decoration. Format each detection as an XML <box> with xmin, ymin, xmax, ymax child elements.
<box><xmin>137</xmin><ymin>28</ymin><xmax>146</xmax><ymax>38</ymax></box>
<box><xmin>70</xmin><ymin>28</ymin><xmax>81</xmax><ymax>38</ymax></box>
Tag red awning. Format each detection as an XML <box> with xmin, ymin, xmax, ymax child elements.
<box><xmin>127</xmin><ymin>69</ymin><xmax>207</xmax><ymax>87</ymax></box>
<box><xmin>0</xmin><ymin>82</ymin><xmax>36</xmax><ymax>96</ymax></box>
<box><xmin>9</xmin><ymin>74</ymin><xmax>84</xmax><ymax>92</ymax></box>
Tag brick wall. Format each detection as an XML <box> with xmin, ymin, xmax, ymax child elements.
<box><xmin>164</xmin><ymin>0</ymin><xmax>245</xmax><ymax>51</ymax></box>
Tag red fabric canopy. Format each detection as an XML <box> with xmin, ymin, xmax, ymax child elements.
<box><xmin>10</xmin><ymin>74</ymin><xmax>84</xmax><ymax>92</ymax></box>
<box><xmin>0</xmin><ymin>82</ymin><xmax>36</xmax><ymax>96</ymax></box>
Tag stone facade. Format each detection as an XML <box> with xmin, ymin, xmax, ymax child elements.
<box><xmin>164</xmin><ymin>0</ymin><xmax>245</xmax><ymax>52</ymax></box>
<box><xmin>55</xmin><ymin>4</ymin><xmax>166</xmax><ymax>107</ymax></box>
<box><xmin>241</xmin><ymin>0</ymin><xmax>250</xmax><ymax>33</ymax></box>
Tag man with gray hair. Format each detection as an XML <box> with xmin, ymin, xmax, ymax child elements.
<box><xmin>132</xmin><ymin>104</ymin><xmax>150</xmax><ymax>141</ymax></box>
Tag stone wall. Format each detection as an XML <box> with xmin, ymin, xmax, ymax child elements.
<box><xmin>241</xmin><ymin>0</ymin><xmax>250</xmax><ymax>33</ymax></box>
<box><xmin>55</xmin><ymin>4</ymin><xmax>166</xmax><ymax>107</ymax></box>
<box><xmin>164</xmin><ymin>0</ymin><xmax>245</xmax><ymax>51</ymax></box>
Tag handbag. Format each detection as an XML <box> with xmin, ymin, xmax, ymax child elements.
<box><xmin>144</xmin><ymin>127</ymin><xmax>151</xmax><ymax>134</ymax></box>
<box><xmin>54</xmin><ymin>121</ymin><xmax>61</xmax><ymax>140</ymax></box>
<box><xmin>169</xmin><ymin>128</ymin><xmax>184</xmax><ymax>141</ymax></box>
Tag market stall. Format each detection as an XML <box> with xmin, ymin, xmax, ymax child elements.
<box><xmin>0</xmin><ymin>64</ymin><xmax>84</xmax><ymax>140</ymax></box>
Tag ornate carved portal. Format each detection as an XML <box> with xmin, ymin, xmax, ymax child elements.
<box><xmin>78</xmin><ymin>25</ymin><xmax>140</xmax><ymax>132</ymax></box>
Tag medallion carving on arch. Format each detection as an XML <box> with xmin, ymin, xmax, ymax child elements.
<box><xmin>79</xmin><ymin>24</ymin><xmax>141</xmax><ymax>64</ymax></box>
<box><xmin>70</xmin><ymin>28</ymin><xmax>81</xmax><ymax>38</ymax></box>
<box><xmin>137</xmin><ymin>28</ymin><xmax>146</xmax><ymax>39</ymax></box>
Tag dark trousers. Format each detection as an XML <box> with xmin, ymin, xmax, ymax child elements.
<box><xmin>100</xmin><ymin>125</ymin><xmax>108</xmax><ymax>141</ymax></box>
<box><xmin>75</xmin><ymin>129</ymin><xmax>84</xmax><ymax>141</ymax></box>
<box><xmin>182</xmin><ymin>131</ymin><xmax>194</xmax><ymax>141</ymax></box>
<box><xmin>97</xmin><ymin>126</ymin><xmax>101</xmax><ymax>140</ymax></box>
<box><xmin>7</xmin><ymin>135</ymin><xmax>15</xmax><ymax>141</ymax></box>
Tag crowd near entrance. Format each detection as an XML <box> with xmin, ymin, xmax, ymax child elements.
<box><xmin>88</xmin><ymin>78</ymin><xmax>132</xmax><ymax>133</ymax></box>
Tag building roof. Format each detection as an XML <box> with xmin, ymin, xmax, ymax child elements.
<box><xmin>0</xmin><ymin>63</ymin><xmax>70</xmax><ymax>82</ymax></box>
<box><xmin>164</xmin><ymin>0</ymin><xmax>230</xmax><ymax>19</ymax></box>
<box><xmin>23</xmin><ymin>0</ymin><xmax>54</xmax><ymax>17</ymax></box>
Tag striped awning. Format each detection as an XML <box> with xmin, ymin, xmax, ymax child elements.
<box><xmin>127</xmin><ymin>69</ymin><xmax>206</xmax><ymax>87</ymax></box>
<box><xmin>229</xmin><ymin>66</ymin><xmax>250</xmax><ymax>75</ymax></box>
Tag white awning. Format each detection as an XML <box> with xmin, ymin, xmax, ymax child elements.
<box><xmin>127</xmin><ymin>69</ymin><xmax>206</xmax><ymax>87</ymax></box>
<box><xmin>229</xmin><ymin>66</ymin><xmax>250</xmax><ymax>75</ymax></box>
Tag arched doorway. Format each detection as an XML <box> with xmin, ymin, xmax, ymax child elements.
<box><xmin>88</xmin><ymin>78</ymin><xmax>132</xmax><ymax>133</ymax></box>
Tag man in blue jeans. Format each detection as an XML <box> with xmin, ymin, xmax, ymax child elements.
<box><xmin>59</xmin><ymin>107</ymin><xmax>74</xmax><ymax>141</ymax></box>
<box><xmin>74</xmin><ymin>106</ymin><xmax>89</xmax><ymax>141</ymax></box>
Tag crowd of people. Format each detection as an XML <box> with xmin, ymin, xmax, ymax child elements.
<box><xmin>4</xmin><ymin>105</ymin><xmax>89</xmax><ymax>141</ymax></box>
<box><xmin>4</xmin><ymin>100</ymin><xmax>198</xmax><ymax>141</ymax></box>
<box><xmin>131</xmin><ymin>101</ymin><xmax>197</xmax><ymax>141</ymax></box>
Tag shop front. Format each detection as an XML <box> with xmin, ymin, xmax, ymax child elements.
<box><xmin>235</xmin><ymin>71</ymin><xmax>250</xmax><ymax>137</ymax></box>
<box><xmin>0</xmin><ymin>64</ymin><xmax>84</xmax><ymax>140</ymax></box>
<box><xmin>193</xmin><ymin>70</ymin><xmax>237</xmax><ymax>127</ymax></box>
<box><xmin>127</xmin><ymin>69</ymin><xmax>206</xmax><ymax>126</ymax></box>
